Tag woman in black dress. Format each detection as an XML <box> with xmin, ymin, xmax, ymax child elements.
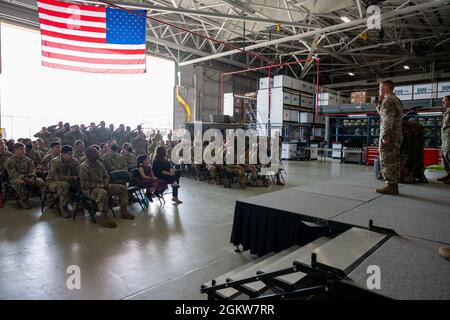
<box><xmin>152</xmin><ymin>146</ymin><xmax>182</xmax><ymax>204</ymax></box>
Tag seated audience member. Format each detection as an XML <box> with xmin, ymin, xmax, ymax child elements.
<box><xmin>73</xmin><ymin>140</ymin><xmax>85</xmax><ymax>162</ymax></box>
<box><xmin>0</xmin><ymin>139</ymin><xmax>13</xmax><ymax>181</ymax></box>
<box><xmin>121</xmin><ymin>143</ymin><xmax>137</xmax><ymax>170</ymax></box>
<box><xmin>23</xmin><ymin>138</ymin><xmax>43</xmax><ymax>169</ymax></box>
<box><xmin>5</xmin><ymin>143</ymin><xmax>45</xmax><ymax>209</ymax></box>
<box><xmin>79</xmin><ymin>146</ymin><xmax>134</xmax><ymax>228</ymax></box>
<box><xmin>36</xmin><ymin>138</ymin><xmax>49</xmax><ymax>154</ymax></box>
<box><xmin>102</xmin><ymin>142</ymin><xmax>130</xmax><ymax>183</ymax></box>
<box><xmin>100</xmin><ymin>143</ymin><xmax>108</xmax><ymax>156</ymax></box>
<box><xmin>47</xmin><ymin>145</ymin><xmax>80</xmax><ymax>218</ymax></box>
<box><xmin>6</xmin><ymin>140</ymin><xmax>15</xmax><ymax>153</ymax></box>
<box><xmin>152</xmin><ymin>146</ymin><xmax>182</xmax><ymax>204</ymax></box>
<box><xmin>136</xmin><ymin>154</ymin><xmax>168</xmax><ymax>201</ymax></box>
<box><xmin>42</xmin><ymin>142</ymin><xmax>61</xmax><ymax>171</ymax></box>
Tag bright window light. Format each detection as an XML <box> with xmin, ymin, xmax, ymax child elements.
<box><xmin>403</xmin><ymin>65</ymin><xmax>410</xmax><ymax>70</ymax></box>
<box><xmin>0</xmin><ymin>23</ymin><xmax>175</xmax><ymax>140</ymax></box>
<box><xmin>348</xmin><ymin>72</ymin><xmax>355</xmax><ymax>76</ymax></box>
<box><xmin>340</xmin><ymin>16</ymin><xmax>351</xmax><ymax>23</ymax></box>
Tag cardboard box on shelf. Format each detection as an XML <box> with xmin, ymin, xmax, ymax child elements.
<box><xmin>291</xmin><ymin>94</ymin><xmax>300</xmax><ymax>106</ymax></box>
<box><xmin>283</xmin><ymin>109</ymin><xmax>290</xmax><ymax>121</ymax></box>
<box><xmin>274</xmin><ymin>75</ymin><xmax>292</xmax><ymax>88</ymax></box>
<box><xmin>314</xmin><ymin>115</ymin><xmax>326</xmax><ymax>124</ymax></box>
<box><xmin>291</xmin><ymin>78</ymin><xmax>301</xmax><ymax>91</ymax></box>
<box><xmin>283</xmin><ymin>92</ymin><xmax>293</xmax><ymax>105</ymax></box>
<box><xmin>351</xmin><ymin>91</ymin><xmax>371</xmax><ymax>104</ymax></box>
<box><xmin>300</xmin><ymin>112</ymin><xmax>314</xmax><ymax>123</ymax></box>
<box><xmin>300</xmin><ymin>96</ymin><xmax>314</xmax><ymax>108</ymax></box>
<box><xmin>259</xmin><ymin>77</ymin><xmax>274</xmax><ymax>90</ymax></box>
<box><xmin>290</xmin><ymin>110</ymin><xmax>299</xmax><ymax>122</ymax></box>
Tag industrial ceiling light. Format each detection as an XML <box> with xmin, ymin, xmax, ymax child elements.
<box><xmin>340</xmin><ymin>16</ymin><xmax>351</xmax><ymax>23</ymax></box>
<box><xmin>403</xmin><ymin>65</ymin><xmax>410</xmax><ymax>70</ymax></box>
<box><xmin>348</xmin><ymin>72</ymin><xmax>355</xmax><ymax>76</ymax></box>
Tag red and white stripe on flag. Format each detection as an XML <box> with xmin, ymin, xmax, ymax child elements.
<box><xmin>37</xmin><ymin>0</ymin><xmax>146</xmax><ymax>74</ymax></box>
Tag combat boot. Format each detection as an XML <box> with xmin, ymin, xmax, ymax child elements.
<box><xmin>376</xmin><ymin>183</ymin><xmax>399</xmax><ymax>195</ymax></box>
<box><xmin>437</xmin><ymin>174</ymin><xmax>450</xmax><ymax>182</ymax></box>
<box><xmin>59</xmin><ymin>205</ymin><xmax>71</xmax><ymax>218</ymax></box>
<box><xmin>119</xmin><ymin>206</ymin><xmax>135</xmax><ymax>220</ymax></box>
<box><xmin>439</xmin><ymin>247</ymin><xmax>450</xmax><ymax>260</ymax></box>
<box><xmin>99</xmin><ymin>213</ymin><xmax>117</xmax><ymax>228</ymax></box>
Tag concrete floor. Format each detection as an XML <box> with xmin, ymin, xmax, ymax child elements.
<box><xmin>0</xmin><ymin>161</ymin><xmax>397</xmax><ymax>299</ymax></box>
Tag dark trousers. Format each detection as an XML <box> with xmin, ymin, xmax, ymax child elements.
<box><xmin>160</xmin><ymin>171</ymin><xmax>181</xmax><ymax>197</ymax></box>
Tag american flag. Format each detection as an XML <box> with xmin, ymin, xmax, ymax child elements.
<box><xmin>37</xmin><ymin>0</ymin><xmax>147</xmax><ymax>74</ymax></box>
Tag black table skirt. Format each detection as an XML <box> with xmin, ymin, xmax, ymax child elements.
<box><xmin>230</xmin><ymin>201</ymin><xmax>326</xmax><ymax>257</ymax></box>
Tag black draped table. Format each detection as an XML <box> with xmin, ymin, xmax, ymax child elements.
<box><xmin>230</xmin><ymin>200</ymin><xmax>326</xmax><ymax>257</ymax></box>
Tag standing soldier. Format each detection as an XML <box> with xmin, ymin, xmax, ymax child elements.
<box><xmin>34</xmin><ymin>127</ymin><xmax>52</xmax><ymax>147</ymax></box>
<box><xmin>79</xmin><ymin>147</ymin><xmax>134</xmax><ymax>228</ymax></box>
<box><xmin>437</xmin><ymin>95</ymin><xmax>450</xmax><ymax>184</ymax></box>
<box><xmin>376</xmin><ymin>80</ymin><xmax>403</xmax><ymax>195</ymax></box>
<box><xmin>133</xmin><ymin>131</ymin><xmax>148</xmax><ymax>156</ymax></box>
<box><xmin>47</xmin><ymin>145</ymin><xmax>80</xmax><ymax>218</ymax></box>
<box><xmin>6</xmin><ymin>143</ymin><xmax>45</xmax><ymax>209</ymax></box>
<box><xmin>65</xmin><ymin>125</ymin><xmax>87</xmax><ymax>147</ymax></box>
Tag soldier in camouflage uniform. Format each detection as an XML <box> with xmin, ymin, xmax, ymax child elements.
<box><xmin>73</xmin><ymin>140</ymin><xmax>85</xmax><ymax>163</ymax></box>
<box><xmin>47</xmin><ymin>145</ymin><xmax>80</xmax><ymax>218</ymax></box>
<box><xmin>34</xmin><ymin>127</ymin><xmax>53</xmax><ymax>148</ymax></box>
<box><xmin>376</xmin><ymin>80</ymin><xmax>403</xmax><ymax>195</ymax></box>
<box><xmin>64</xmin><ymin>125</ymin><xmax>87</xmax><ymax>147</ymax></box>
<box><xmin>102</xmin><ymin>143</ymin><xmax>130</xmax><ymax>184</ymax></box>
<box><xmin>224</xmin><ymin>144</ymin><xmax>246</xmax><ymax>188</ymax></box>
<box><xmin>133</xmin><ymin>131</ymin><xmax>148</xmax><ymax>156</ymax></box>
<box><xmin>437</xmin><ymin>95</ymin><xmax>450</xmax><ymax>184</ymax></box>
<box><xmin>0</xmin><ymin>139</ymin><xmax>13</xmax><ymax>181</ymax></box>
<box><xmin>42</xmin><ymin>142</ymin><xmax>61</xmax><ymax>171</ymax></box>
<box><xmin>6</xmin><ymin>143</ymin><xmax>45</xmax><ymax>209</ymax></box>
<box><xmin>79</xmin><ymin>146</ymin><xmax>134</xmax><ymax>228</ymax></box>
<box><xmin>121</xmin><ymin>143</ymin><xmax>137</xmax><ymax>170</ymax></box>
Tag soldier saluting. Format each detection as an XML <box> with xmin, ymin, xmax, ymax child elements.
<box><xmin>376</xmin><ymin>80</ymin><xmax>403</xmax><ymax>195</ymax></box>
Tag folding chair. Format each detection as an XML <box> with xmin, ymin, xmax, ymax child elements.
<box><xmin>72</xmin><ymin>190</ymin><xmax>116</xmax><ymax>224</ymax></box>
<box><xmin>40</xmin><ymin>184</ymin><xmax>60</xmax><ymax>214</ymax></box>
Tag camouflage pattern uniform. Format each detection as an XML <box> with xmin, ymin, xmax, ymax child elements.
<box><xmin>63</xmin><ymin>131</ymin><xmax>87</xmax><ymax>147</ymax></box>
<box><xmin>26</xmin><ymin>150</ymin><xmax>43</xmax><ymax>167</ymax></box>
<box><xmin>42</xmin><ymin>153</ymin><xmax>60</xmax><ymax>171</ymax></box>
<box><xmin>133</xmin><ymin>136</ymin><xmax>148</xmax><ymax>156</ymax></box>
<box><xmin>102</xmin><ymin>151</ymin><xmax>128</xmax><ymax>172</ymax></box>
<box><xmin>47</xmin><ymin>156</ymin><xmax>80</xmax><ymax>207</ymax></box>
<box><xmin>442</xmin><ymin>108</ymin><xmax>450</xmax><ymax>173</ymax></box>
<box><xmin>0</xmin><ymin>149</ymin><xmax>13</xmax><ymax>179</ymax></box>
<box><xmin>34</xmin><ymin>131</ymin><xmax>53</xmax><ymax>147</ymax></box>
<box><xmin>5</xmin><ymin>155</ymin><xmax>45</xmax><ymax>200</ymax></box>
<box><xmin>79</xmin><ymin>160</ymin><xmax>128</xmax><ymax>213</ymax></box>
<box><xmin>121</xmin><ymin>152</ymin><xmax>137</xmax><ymax>170</ymax></box>
<box><xmin>377</xmin><ymin>93</ymin><xmax>403</xmax><ymax>184</ymax></box>
<box><xmin>74</xmin><ymin>150</ymin><xmax>85</xmax><ymax>163</ymax></box>
<box><xmin>148</xmin><ymin>141</ymin><xmax>157</xmax><ymax>157</ymax></box>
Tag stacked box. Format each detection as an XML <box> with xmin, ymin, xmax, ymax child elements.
<box><xmin>318</xmin><ymin>92</ymin><xmax>339</xmax><ymax>106</ymax></box>
<box><xmin>291</xmin><ymin>94</ymin><xmax>300</xmax><ymax>106</ymax></box>
<box><xmin>274</xmin><ymin>75</ymin><xmax>292</xmax><ymax>88</ymax></box>
<box><xmin>283</xmin><ymin>92</ymin><xmax>293</xmax><ymax>105</ymax></box>
<box><xmin>300</xmin><ymin>112</ymin><xmax>314</xmax><ymax>123</ymax></box>
<box><xmin>259</xmin><ymin>77</ymin><xmax>273</xmax><ymax>90</ymax></box>
<box><xmin>351</xmin><ymin>91</ymin><xmax>371</xmax><ymax>104</ymax></box>
<box><xmin>290</xmin><ymin>110</ymin><xmax>299</xmax><ymax>122</ymax></box>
